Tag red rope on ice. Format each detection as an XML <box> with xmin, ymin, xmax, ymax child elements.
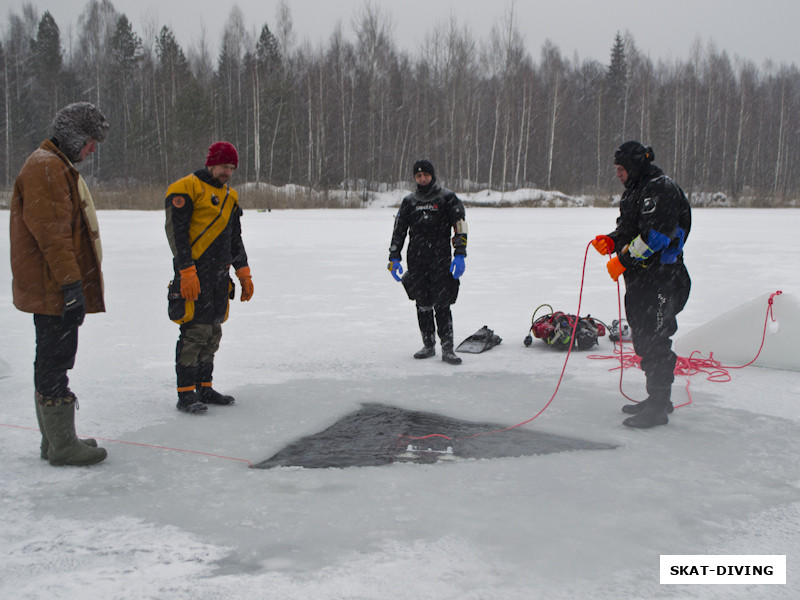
<box><xmin>401</xmin><ymin>241</ymin><xmax>597</xmax><ymax>443</ymax></box>
<box><xmin>589</xmin><ymin>289</ymin><xmax>783</xmax><ymax>408</ymax></box>
<box><xmin>0</xmin><ymin>423</ymin><xmax>253</xmax><ymax>467</ymax></box>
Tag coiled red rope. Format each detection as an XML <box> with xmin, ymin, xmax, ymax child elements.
<box><xmin>589</xmin><ymin>289</ymin><xmax>782</xmax><ymax>408</ymax></box>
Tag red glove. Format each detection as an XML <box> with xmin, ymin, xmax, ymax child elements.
<box><xmin>606</xmin><ymin>256</ymin><xmax>626</xmax><ymax>282</ymax></box>
<box><xmin>236</xmin><ymin>266</ymin><xmax>254</xmax><ymax>301</ymax></box>
<box><xmin>179</xmin><ymin>265</ymin><xmax>201</xmax><ymax>301</ymax></box>
<box><xmin>592</xmin><ymin>235</ymin><xmax>615</xmax><ymax>256</ymax></box>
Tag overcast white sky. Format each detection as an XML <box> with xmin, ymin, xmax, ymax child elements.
<box><xmin>9</xmin><ymin>0</ymin><xmax>800</xmax><ymax>67</ymax></box>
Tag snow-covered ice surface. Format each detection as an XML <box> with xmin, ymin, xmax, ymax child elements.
<box><xmin>2</xmin><ymin>205</ymin><xmax>800</xmax><ymax>599</ymax></box>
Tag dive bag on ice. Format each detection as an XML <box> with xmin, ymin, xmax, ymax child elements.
<box><xmin>523</xmin><ymin>304</ymin><xmax>606</xmax><ymax>351</ymax></box>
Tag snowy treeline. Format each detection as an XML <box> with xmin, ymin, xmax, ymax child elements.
<box><xmin>1</xmin><ymin>0</ymin><xmax>799</xmax><ymax>204</ymax></box>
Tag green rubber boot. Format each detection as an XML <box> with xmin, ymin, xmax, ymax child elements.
<box><xmin>40</xmin><ymin>396</ymin><xmax>107</xmax><ymax>466</ymax></box>
<box><xmin>35</xmin><ymin>392</ymin><xmax>97</xmax><ymax>460</ymax></box>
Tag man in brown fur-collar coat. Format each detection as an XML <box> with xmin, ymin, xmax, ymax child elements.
<box><xmin>10</xmin><ymin>101</ymin><xmax>110</xmax><ymax>466</ymax></box>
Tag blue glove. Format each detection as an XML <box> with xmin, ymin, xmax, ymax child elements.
<box><xmin>450</xmin><ymin>255</ymin><xmax>466</xmax><ymax>279</ymax></box>
<box><xmin>660</xmin><ymin>227</ymin><xmax>686</xmax><ymax>264</ymax></box>
<box><xmin>388</xmin><ymin>259</ymin><xmax>403</xmax><ymax>282</ymax></box>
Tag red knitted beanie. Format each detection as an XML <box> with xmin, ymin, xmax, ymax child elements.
<box><xmin>205</xmin><ymin>141</ymin><xmax>238</xmax><ymax>168</ymax></box>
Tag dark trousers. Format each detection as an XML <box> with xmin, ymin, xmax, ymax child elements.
<box><xmin>416</xmin><ymin>304</ymin><xmax>455</xmax><ymax>349</ymax></box>
<box><xmin>625</xmin><ymin>266</ymin><xmax>690</xmax><ymax>396</ymax></box>
<box><xmin>33</xmin><ymin>314</ymin><xmax>79</xmax><ymax>398</ymax></box>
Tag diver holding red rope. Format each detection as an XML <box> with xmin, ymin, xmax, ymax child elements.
<box><xmin>592</xmin><ymin>141</ymin><xmax>692</xmax><ymax>429</ymax></box>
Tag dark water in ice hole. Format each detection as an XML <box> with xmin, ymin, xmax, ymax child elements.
<box><xmin>252</xmin><ymin>403</ymin><xmax>617</xmax><ymax>469</ymax></box>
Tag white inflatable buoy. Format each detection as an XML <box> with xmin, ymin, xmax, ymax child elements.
<box><xmin>674</xmin><ymin>291</ymin><xmax>800</xmax><ymax>371</ymax></box>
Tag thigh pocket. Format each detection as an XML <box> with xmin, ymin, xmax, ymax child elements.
<box><xmin>168</xmin><ymin>279</ymin><xmax>195</xmax><ymax>324</ymax></box>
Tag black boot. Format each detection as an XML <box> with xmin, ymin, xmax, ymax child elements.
<box><xmin>441</xmin><ymin>345</ymin><xmax>462</xmax><ymax>365</ymax></box>
<box><xmin>622</xmin><ymin>397</ymin><xmax>675</xmax><ymax>415</ymax></box>
<box><xmin>414</xmin><ymin>345</ymin><xmax>436</xmax><ymax>359</ymax></box>
<box><xmin>415</xmin><ymin>306</ymin><xmax>437</xmax><ymax>359</ymax></box>
<box><xmin>435</xmin><ymin>306</ymin><xmax>462</xmax><ymax>365</ymax></box>
<box><xmin>176</xmin><ymin>390</ymin><xmax>208</xmax><ymax>414</ymax></box>
<box><xmin>623</xmin><ymin>404</ymin><xmax>669</xmax><ymax>428</ymax></box>
<box><xmin>623</xmin><ymin>390</ymin><xmax>670</xmax><ymax>428</ymax></box>
<box><xmin>196</xmin><ymin>361</ymin><xmax>235</xmax><ymax>405</ymax></box>
<box><xmin>175</xmin><ymin>360</ymin><xmax>205</xmax><ymax>413</ymax></box>
<box><xmin>198</xmin><ymin>384</ymin><xmax>235</xmax><ymax>405</ymax></box>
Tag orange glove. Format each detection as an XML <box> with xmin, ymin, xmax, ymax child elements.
<box><xmin>592</xmin><ymin>235</ymin><xmax>615</xmax><ymax>256</ymax></box>
<box><xmin>607</xmin><ymin>256</ymin><xmax>626</xmax><ymax>282</ymax></box>
<box><xmin>179</xmin><ymin>265</ymin><xmax>201</xmax><ymax>301</ymax></box>
<box><xmin>236</xmin><ymin>266</ymin><xmax>254</xmax><ymax>301</ymax></box>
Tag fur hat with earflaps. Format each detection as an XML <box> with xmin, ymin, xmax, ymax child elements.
<box><xmin>52</xmin><ymin>102</ymin><xmax>109</xmax><ymax>163</ymax></box>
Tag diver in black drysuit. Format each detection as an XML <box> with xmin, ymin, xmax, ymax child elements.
<box><xmin>593</xmin><ymin>141</ymin><xmax>691</xmax><ymax>428</ymax></box>
<box><xmin>388</xmin><ymin>159</ymin><xmax>468</xmax><ymax>365</ymax></box>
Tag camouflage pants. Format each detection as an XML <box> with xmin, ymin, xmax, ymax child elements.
<box><xmin>175</xmin><ymin>322</ymin><xmax>222</xmax><ymax>389</ymax></box>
